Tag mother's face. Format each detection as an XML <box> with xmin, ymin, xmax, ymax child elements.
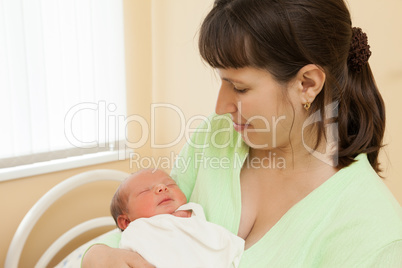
<box><xmin>215</xmin><ymin>67</ymin><xmax>300</xmax><ymax>151</ymax></box>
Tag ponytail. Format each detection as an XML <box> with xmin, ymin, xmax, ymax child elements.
<box><xmin>337</xmin><ymin>28</ymin><xmax>385</xmax><ymax>173</ymax></box>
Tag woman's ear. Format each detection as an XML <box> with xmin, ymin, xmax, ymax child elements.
<box><xmin>117</xmin><ymin>214</ymin><xmax>131</xmax><ymax>230</ymax></box>
<box><xmin>295</xmin><ymin>64</ymin><xmax>326</xmax><ymax>105</ymax></box>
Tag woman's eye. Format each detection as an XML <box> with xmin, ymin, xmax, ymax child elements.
<box><xmin>233</xmin><ymin>86</ymin><xmax>248</xmax><ymax>93</ymax></box>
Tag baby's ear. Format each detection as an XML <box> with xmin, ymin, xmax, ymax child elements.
<box><xmin>117</xmin><ymin>214</ymin><xmax>131</xmax><ymax>230</ymax></box>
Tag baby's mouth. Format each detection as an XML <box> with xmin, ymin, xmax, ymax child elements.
<box><xmin>158</xmin><ymin>197</ymin><xmax>173</xmax><ymax>205</ymax></box>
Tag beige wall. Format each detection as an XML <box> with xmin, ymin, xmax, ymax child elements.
<box><xmin>1</xmin><ymin>0</ymin><xmax>401</xmax><ymax>266</ymax></box>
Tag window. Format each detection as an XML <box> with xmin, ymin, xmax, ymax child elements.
<box><xmin>0</xmin><ymin>0</ymin><xmax>127</xmax><ymax>180</ymax></box>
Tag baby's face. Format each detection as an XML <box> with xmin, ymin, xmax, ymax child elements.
<box><xmin>123</xmin><ymin>169</ymin><xmax>187</xmax><ymax>221</ymax></box>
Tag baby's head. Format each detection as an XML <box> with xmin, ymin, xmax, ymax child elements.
<box><xmin>110</xmin><ymin>168</ymin><xmax>187</xmax><ymax>230</ymax></box>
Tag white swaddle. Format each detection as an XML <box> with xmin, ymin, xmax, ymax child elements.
<box><xmin>119</xmin><ymin>202</ymin><xmax>245</xmax><ymax>268</ymax></box>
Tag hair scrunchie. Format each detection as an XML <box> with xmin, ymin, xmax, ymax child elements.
<box><xmin>347</xmin><ymin>27</ymin><xmax>372</xmax><ymax>73</ymax></box>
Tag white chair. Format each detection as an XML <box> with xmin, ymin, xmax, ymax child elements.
<box><xmin>5</xmin><ymin>169</ymin><xmax>129</xmax><ymax>268</ymax></box>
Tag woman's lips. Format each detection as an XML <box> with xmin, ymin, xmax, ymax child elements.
<box><xmin>233</xmin><ymin>122</ymin><xmax>250</xmax><ymax>132</ymax></box>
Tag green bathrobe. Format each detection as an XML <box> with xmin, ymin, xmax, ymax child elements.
<box><xmin>98</xmin><ymin>114</ymin><xmax>402</xmax><ymax>267</ymax></box>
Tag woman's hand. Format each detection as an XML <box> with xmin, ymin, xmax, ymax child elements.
<box><xmin>82</xmin><ymin>244</ymin><xmax>154</xmax><ymax>268</ymax></box>
<box><xmin>171</xmin><ymin>209</ymin><xmax>192</xmax><ymax>218</ymax></box>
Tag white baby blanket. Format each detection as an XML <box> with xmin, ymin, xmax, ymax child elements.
<box><xmin>119</xmin><ymin>202</ymin><xmax>245</xmax><ymax>268</ymax></box>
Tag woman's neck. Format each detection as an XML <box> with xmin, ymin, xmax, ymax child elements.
<box><xmin>247</xmin><ymin>139</ymin><xmax>339</xmax><ymax>181</ymax></box>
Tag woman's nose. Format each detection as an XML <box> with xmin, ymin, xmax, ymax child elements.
<box><xmin>215</xmin><ymin>84</ymin><xmax>237</xmax><ymax>115</ymax></box>
<box><xmin>154</xmin><ymin>184</ymin><xmax>168</xmax><ymax>193</ymax></box>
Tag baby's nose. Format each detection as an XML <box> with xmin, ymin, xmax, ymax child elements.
<box><xmin>155</xmin><ymin>184</ymin><xmax>168</xmax><ymax>193</ymax></box>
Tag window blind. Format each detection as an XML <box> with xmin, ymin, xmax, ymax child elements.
<box><xmin>0</xmin><ymin>0</ymin><xmax>127</xmax><ymax>169</ymax></box>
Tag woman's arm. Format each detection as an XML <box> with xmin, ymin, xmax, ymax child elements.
<box><xmin>82</xmin><ymin>244</ymin><xmax>154</xmax><ymax>268</ymax></box>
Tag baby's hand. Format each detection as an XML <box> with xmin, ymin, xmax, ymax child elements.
<box><xmin>171</xmin><ymin>210</ymin><xmax>192</xmax><ymax>218</ymax></box>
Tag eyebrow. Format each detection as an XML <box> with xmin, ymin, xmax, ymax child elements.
<box><xmin>222</xmin><ymin>77</ymin><xmax>245</xmax><ymax>85</ymax></box>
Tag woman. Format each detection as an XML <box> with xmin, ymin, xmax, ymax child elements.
<box><xmin>83</xmin><ymin>0</ymin><xmax>402</xmax><ymax>267</ymax></box>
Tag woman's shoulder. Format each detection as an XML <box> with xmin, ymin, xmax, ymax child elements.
<box><xmin>289</xmin><ymin>155</ymin><xmax>402</xmax><ymax>266</ymax></box>
<box><xmin>333</xmin><ymin>154</ymin><xmax>402</xmax><ymax>238</ymax></box>
<box><xmin>343</xmin><ymin>154</ymin><xmax>401</xmax><ymax>212</ymax></box>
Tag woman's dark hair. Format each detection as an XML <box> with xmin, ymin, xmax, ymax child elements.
<box><xmin>199</xmin><ymin>0</ymin><xmax>385</xmax><ymax>173</ymax></box>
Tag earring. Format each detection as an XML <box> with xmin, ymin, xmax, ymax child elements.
<box><xmin>303</xmin><ymin>102</ymin><xmax>311</xmax><ymax>111</ymax></box>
